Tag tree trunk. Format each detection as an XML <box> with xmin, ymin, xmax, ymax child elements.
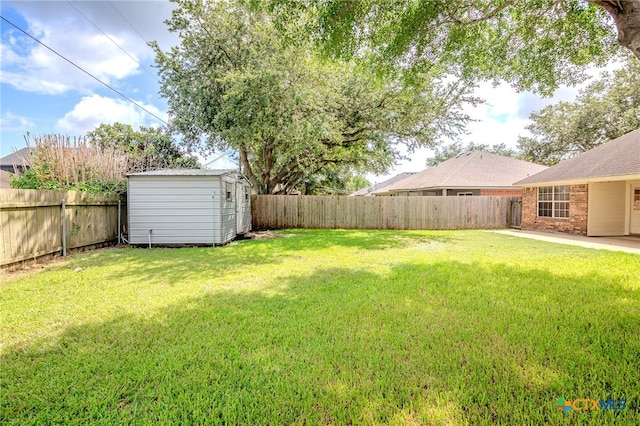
<box><xmin>239</xmin><ymin>148</ymin><xmax>261</xmax><ymax>191</ymax></box>
<box><xmin>588</xmin><ymin>0</ymin><xmax>640</xmax><ymax>60</ymax></box>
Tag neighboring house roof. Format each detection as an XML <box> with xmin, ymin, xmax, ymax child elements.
<box><xmin>0</xmin><ymin>170</ymin><xmax>13</xmax><ymax>189</ymax></box>
<box><xmin>350</xmin><ymin>172</ymin><xmax>416</xmax><ymax>196</ymax></box>
<box><xmin>0</xmin><ymin>147</ymin><xmax>32</xmax><ymax>168</ymax></box>
<box><xmin>515</xmin><ymin>129</ymin><xmax>640</xmax><ymax>186</ymax></box>
<box><xmin>374</xmin><ymin>151</ymin><xmax>547</xmax><ymax>194</ymax></box>
<box><xmin>127</xmin><ymin>169</ymin><xmax>238</xmax><ymax>177</ymax></box>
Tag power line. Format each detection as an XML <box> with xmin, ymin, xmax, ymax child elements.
<box><xmin>1</xmin><ymin>12</ymin><xmax>238</xmax><ymax>169</ymax></box>
<box><xmin>66</xmin><ymin>1</ymin><xmax>159</xmax><ymax>83</ymax></box>
<box><xmin>108</xmin><ymin>1</ymin><xmax>151</xmax><ymax>47</ymax></box>
<box><xmin>0</xmin><ymin>14</ymin><xmax>168</xmax><ymax>126</ymax></box>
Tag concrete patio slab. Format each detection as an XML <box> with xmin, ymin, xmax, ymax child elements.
<box><xmin>491</xmin><ymin>230</ymin><xmax>640</xmax><ymax>255</ymax></box>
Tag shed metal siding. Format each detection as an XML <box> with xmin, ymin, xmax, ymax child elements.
<box><xmin>128</xmin><ymin>175</ymin><xmax>219</xmax><ymax>244</ymax></box>
<box><xmin>220</xmin><ymin>175</ymin><xmax>237</xmax><ymax>243</ymax></box>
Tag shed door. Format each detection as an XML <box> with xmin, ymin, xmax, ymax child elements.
<box><xmin>631</xmin><ymin>185</ymin><xmax>640</xmax><ymax>234</ymax></box>
<box><xmin>236</xmin><ymin>181</ymin><xmax>244</xmax><ymax>234</ymax></box>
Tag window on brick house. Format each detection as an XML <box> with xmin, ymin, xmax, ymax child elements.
<box><xmin>538</xmin><ymin>185</ymin><xmax>569</xmax><ymax>218</ymax></box>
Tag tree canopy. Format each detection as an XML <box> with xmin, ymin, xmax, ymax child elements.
<box><xmin>301</xmin><ymin>165</ymin><xmax>370</xmax><ymax>195</ymax></box>
<box><xmin>152</xmin><ymin>0</ymin><xmax>477</xmax><ymax>194</ymax></box>
<box><xmin>266</xmin><ymin>0</ymin><xmax>637</xmax><ymax>94</ymax></box>
<box><xmin>86</xmin><ymin>123</ymin><xmax>199</xmax><ymax>172</ymax></box>
<box><xmin>10</xmin><ymin>124</ymin><xmax>199</xmax><ymax>194</ymax></box>
<box><xmin>517</xmin><ymin>58</ymin><xmax>640</xmax><ymax>165</ymax></box>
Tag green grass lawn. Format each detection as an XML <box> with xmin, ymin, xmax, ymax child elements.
<box><xmin>1</xmin><ymin>230</ymin><xmax>639</xmax><ymax>425</ymax></box>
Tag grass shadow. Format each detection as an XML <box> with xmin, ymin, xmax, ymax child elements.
<box><xmin>252</xmin><ymin>228</ymin><xmax>460</xmax><ymax>252</ymax></box>
<box><xmin>2</xmin><ymin>260</ymin><xmax>638</xmax><ymax>424</ymax></box>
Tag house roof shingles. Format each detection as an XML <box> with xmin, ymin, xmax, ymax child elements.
<box><xmin>350</xmin><ymin>172</ymin><xmax>416</xmax><ymax>196</ymax></box>
<box><xmin>0</xmin><ymin>147</ymin><xmax>32</xmax><ymax>167</ymax></box>
<box><xmin>375</xmin><ymin>151</ymin><xmax>547</xmax><ymax>194</ymax></box>
<box><xmin>515</xmin><ymin>128</ymin><xmax>640</xmax><ymax>186</ymax></box>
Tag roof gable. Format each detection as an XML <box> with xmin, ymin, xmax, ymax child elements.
<box><xmin>0</xmin><ymin>147</ymin><xmax>32</xmax><ymax>166</ymax></box>
<box><xmin>350</xmin><ymin>172</ymin><xmax>416</xmax><ymax>196</ymax></box>
<box><xmin>376</xmin><ymin>151</ymin><xmax>547</xmax><ymax>193</ymax></box>
<box><xmin>515</xmin><ymin>129</ymin><xmax>640</xmax><ymax>186</ymax></box>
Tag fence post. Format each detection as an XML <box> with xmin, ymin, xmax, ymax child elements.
<box><xmin>61</xmin><ymin>199</ymin><xmax>67</xmax><ymax>257</ymax></box>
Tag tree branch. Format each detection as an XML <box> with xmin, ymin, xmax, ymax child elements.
<box><xmin>341</xmin><ymin>126</ymin><xmax>370</xmax><ymax>139</ymax></box>
<box><xmin>587</xmin><ymin>0</ymin><xmax>640</xmax><ymax>60</ymax></box>
<box><xmin>239</xmin><ymin>148</ymin><xmax>260</xmax><ymax>190</ymax></box>
<box><xmin>272</xmin><ymin>161</ymin><xmax>300</xmax><ymax>187</ymax></box>
<box><xmin>454</xmin><ymin>0</ymin><xmax>516</xmax><ymax>25</ymax></box>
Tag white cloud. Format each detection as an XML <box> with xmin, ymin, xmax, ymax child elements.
<box><xmin>456</xmin><ymin>81</ymin><xmax>584</xmax><ymax>149</ymax></box>
<box><xmin>0</xmin><ymin>111</ymin><xmax>36</xmax><ymax>132</ymax></box>
<box><xmin>366</xmin><ymin>80</ymin><xmax>588</xmax><ymax>183</ymax></box>
<box><xmin>0</xmin><ymin>1</ymin><xmax>175</xmax><ymax>95</ymax></box>
<box><xmin>2</xmin><ymin>26</ymin><xmax>141</xmax><ymax>94</ymax></box>
<box><xmin>199</xmin><ymin>152</ymin><xmax>239</xmax><ymax>169</ymax></box>
<box><xmin>55</xmin><ymin>94</ymin><xmax>166</xmax><ymax>134</ymax></box>
<box><xmin>458</xmin><ymin>84</ymin><xmax>532</xmax><ymax>147</ymax></box>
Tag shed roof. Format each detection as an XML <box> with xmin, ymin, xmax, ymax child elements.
<box><xmin>375</xmin><ymin>151</ymin><xmax>547</xmax><ymax>194</ymax></box>
<box><xmin>127</xmin><ymin>168</ymin><xmax>237</xmax><ymax>177</ymax></box>
<box><xmin>350</xmin><ymin>172</ymin><xmax>416</xmax><ymax>196</ymax></box>
<box><xmin>515</xmin><ymin>128</ymin><xmax>640</xmax><ymax>186</ymax></box>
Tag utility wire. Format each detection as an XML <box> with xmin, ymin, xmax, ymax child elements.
<box><xmin>108</xmin><ymin>1</ymin><xmax>151</xmax><ymax>47</ymax></box>
<box><xmin>66</xmin><ymin>1</ymin><xmax>159</xmax><ymax>83</ymax></box>
<box><xmin>1</xmin><ymin>13</ymin><xmax>238</xmax><ymax>169</ymax></box>
<box><xmin>106</xmin><ymin>2</ymin><xmax>242</xmax><ymax>171</ymax></box>
<box><xmin>0</xmin><ymin>14</ymin><xmax>168</xmax><ymax>125</ymax></box>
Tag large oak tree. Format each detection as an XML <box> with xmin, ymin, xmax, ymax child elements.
<box><xmin>267</xmin><ymin>0</ymin><xmax>638</xmax><ymax>94</ymax></box>
<box><xmin>518</xmin><ymin>58</ymin><xmax>640</xmax><ymax>165</ymax></box>
<box><xmin>426</xmin><ymin>142</ymin><xmax>519</xmax><ymax>167</ymax></box>
<box><xmin>152</xmin><ymin>0</ymin><xmax>477</xmax><ymax>194</ymax></box>
<box><xmin>87</xmin><ymin>123</ymin><xmax>199</xmax><ymax>172</ymax></box>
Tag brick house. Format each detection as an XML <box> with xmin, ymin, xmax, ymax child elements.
<box><xmin>372</xmin><ymin>151</ymin><xmax>547</xmax><ymax>196</ymax></box>
<box><xmin>515</xmin><ymin>129</ymin><xmax>640</xmax><ymax>236</ymax></box>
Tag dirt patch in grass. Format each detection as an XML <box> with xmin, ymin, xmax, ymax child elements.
<box><xmin>245</xmin><ymin>230</ymin><xmax>295</xmax><ymax>240</ymax></box>
<box><xmin>1</xmin><ymin>245</ymin><xmax>124</xmax><ymax>277</ymax></box>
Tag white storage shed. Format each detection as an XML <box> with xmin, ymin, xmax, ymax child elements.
<box><xmin>127</xmin><ymin>169</ymin><xmax>251</xmax><ymax>246</ymax></box>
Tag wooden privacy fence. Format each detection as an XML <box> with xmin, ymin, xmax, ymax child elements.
<box><xmin>0</xmin><ymin>189</ymin><xmax>124</xmax><ymax>267</ymax></box>
<box><xmin>252</xmin><ymin>195</ymin><xmax>521</xmax><ymax>230</ymax></box>
<box><xmin>510</xmin><ymin>197</ymin><xmax>522</xmax><ymax>229</ymax></box>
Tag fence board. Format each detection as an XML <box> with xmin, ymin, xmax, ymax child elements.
<box><xmin>0</xmin><ymin>189</ymin><xmax>123</xmax><ymax>267</ymax></box>
<box><xmin>252</xmin><ymin>195</ymin><xmax>521</xmax><ymax>231</ymax></box>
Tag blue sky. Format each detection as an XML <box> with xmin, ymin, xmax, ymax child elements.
<box><xmin>0</xmin><ymin>1</ymin><xmax>614</xmax><ymax>181</ymax></box>
<box><xmin>1</xmin><ymin>1</ymin><xmax>177</xmax><ymax>154</ymax></box>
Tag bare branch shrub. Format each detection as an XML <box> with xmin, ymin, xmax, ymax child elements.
<box><xmin>11</xmin><ymin>134</ymin><xmax>129</xmax><ymax>194</ymax></box>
